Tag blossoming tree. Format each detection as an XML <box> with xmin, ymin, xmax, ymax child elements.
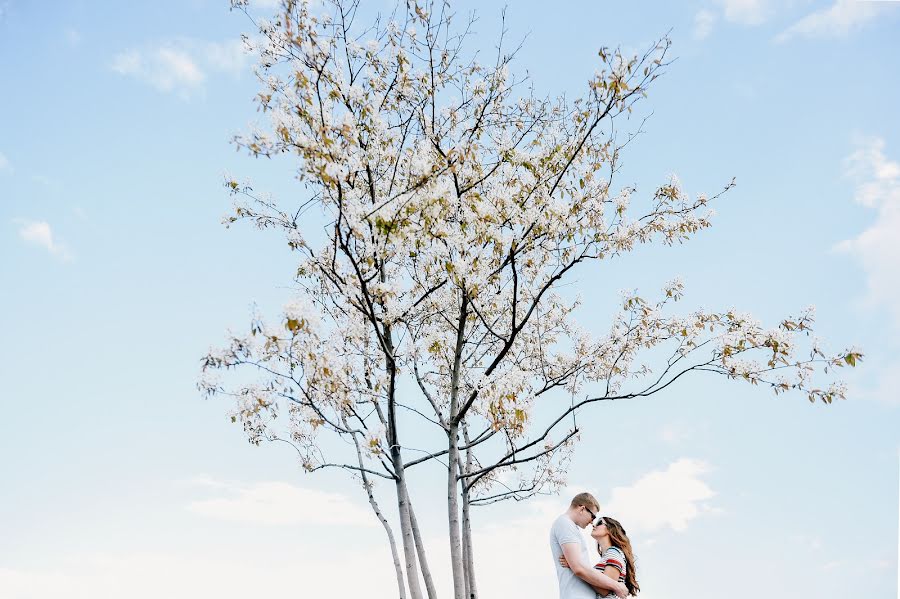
<box><xmin>200</xmin><ymin>2</ymin><xmax>861</xmax><ymax>598</ymax></box>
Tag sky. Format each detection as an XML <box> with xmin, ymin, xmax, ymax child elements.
<box><xmin>1</xmin><ymin>0</ymin><xmax>899</xmax><ymax>598</ymax></box>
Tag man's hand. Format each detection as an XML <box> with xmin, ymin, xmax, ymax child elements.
<box><xmin>558</xmin><ymin>555</ymin><xmax>570</xmax><ymax>569</ymax></box>
<box><xmin>612</xmin><ymin>581</ymin><xmax>628</xmax><ymax>598</ymax></box>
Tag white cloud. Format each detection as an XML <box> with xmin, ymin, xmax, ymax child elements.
<box><xmin>716</xmin><ymin>0</ymin><xmax>772</xmax><ymax>25</ymax></box>
<box><xmin>693</xmin><ymin>9</ymin><xmax>717</xmax><ymax>40</ymax></box>
<box><xmin>0</xmin><ymin>547</ymin><xmax>398</xmax><ymax>599</ymax></box>
<box><xmin>15</xmin><ymin>219</ymin><xmax>74</xmax><ymax>262</ymax></box>
<box><xmin>693</xmin><ymin>0</ymin><xmax>775</xmax><ymax>38</ymax></box>
<box><xmin>111</xmin><ymin>38</ymin><xmax>250</xmax><ymax>98</ymax></box>
<box><xmin>837</xmin><ymin>136</ymin><xmax>900</xmax><ymax>325</ymax></box>
<box><xmin>461</xmin><ymin>460</ymin><xmax>718</xmax><ymax>597</ymax></box>
<box><xmin>776</xmin><ymin>0</ymin><xmax>897</xmax><ymax>42</ymax></box>
<box><xmin>836</xmin><ymin>136</ymin><xmax>900</xmax><ymax>404</ymax></box>
<box><xmin>202</xmin><ymin>39</ymin><xmax>250</xmax><ymax>74</ymax></box>
<box><xmin>0</xmin><ymin>467</ymin><xmax>718</xmax><ymax>599</ymax></box>
<box><xmin>0</xmin><ymin>151</ymin><xmax>11</xmax><ymax>173</ymax></box>
<box><xmin>603</xmin><ymin>458</ymin><xmax>717</xmax><ymax>533</ymax></box>
<box><xmin>112</xmin><ymin>46</ymin><xmax>205</xmax><ymax>98</ymax></box>
<box><xmin>0</xmin><ymin>477</ymin><xmax>397</xmax><ymax>599</ymax></box>
<box><xmin>186</xmin><ymin>478</ymin><xmax>378</xmax><ymax>526</ymax></box>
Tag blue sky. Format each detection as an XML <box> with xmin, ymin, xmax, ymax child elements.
<box><xmin>1</xmin><ymin>1</ymin><xmax>898</xmax><ymax>597</ymax></box>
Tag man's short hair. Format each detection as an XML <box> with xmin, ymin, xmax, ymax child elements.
<box><xmin>569</xmin><ymin>492</ymin><xmax>599</xmax><ymax>512</ymax></box>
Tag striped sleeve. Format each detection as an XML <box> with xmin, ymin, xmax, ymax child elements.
<box><xmin>602</xmin><ymin>547</ymin><xmax>626</xmax><ymax>574</ymax></box>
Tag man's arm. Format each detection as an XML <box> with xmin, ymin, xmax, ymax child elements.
<box><xmin>560</xmin><ymin>544</ymin><xmax>628</xmax><ymax>598</ymax></box>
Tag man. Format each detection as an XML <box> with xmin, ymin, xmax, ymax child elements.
<box><xmin>549</xmin><ymin>493</ymin><xmax>628</xmax><ymax>599</ymax></box>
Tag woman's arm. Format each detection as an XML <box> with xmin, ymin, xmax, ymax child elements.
<box><xmin>596</xmin><ymin>548</ymin><xmax>625</xmax><ymax>596</ymax></box>
<box><xmin>558</xmin><ymin>550</ymin><xmax>628</xmax><ymax>598</ymax></box>
<box><xmin>596</xmin><ymin>565</ymin><xmax>623</xmax><ymax>594</ymax></box>
<box><xmin>587</xmin><ymin>566</ymin><xmax>624</xmax><ymax>596</ymax></box>
<box><xmin>559</xmin><ymin>544</ymin><xmax>628</xmax><ymax>598</ymax></box>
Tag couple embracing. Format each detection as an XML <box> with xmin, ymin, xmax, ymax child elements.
<box><xmin>549</xmin><ymin>493</ymin><xmax>640</xmax><ymax>599</ymax></box>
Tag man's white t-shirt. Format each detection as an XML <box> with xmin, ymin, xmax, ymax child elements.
<box><xmin>549</xmin><ymin>514</ymin><xmax>595</xmax><ymax>599</ymax></box>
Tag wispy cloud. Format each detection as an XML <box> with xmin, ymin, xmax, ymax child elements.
<box><xmin>202</xmin><ymin>39</ymin><xmax>251</xmax><ymax>74</ymax></box>
<box><xmin>776</xmin><ymin>0</ymin><xmax>898</xmax><ymax>43</ymax></box>
<box><xmin>717</xmin><ymin>0</ymin><xmax>772</xmax><ymax>26</ymax></box>
<box><xmin>0</xmin><ymin>466</ymin><xmax>720</xmax><ymax>599</ymax></box>
<box><xmin>0</xmin><ymin>546</ymin><xmax>399</xmax><ymax>599</ymax></box>
<box><xmin>837</xmin><ymin>136</ymin><xmax>900</xmax><ymax>325</ymax></box>
<box><xmin>15</xmin><ymin>219</ymin><xmax>74</xmax><ymax>262</ymax></box>
<box><xmin>604</xmin><ymin>458</ymin><xmax>717</xmax><ymax>533</ymax></box>
<box><xmin>112</xmin><ymin>46</ymin><xmax>205</xmax><ymax>98</ymax></box>
<box><xmin>111</xmin><ymin>38</ymin><xmax>250</xmax><ymax>99</ymax></box>
<box><xmin>186</xmin><ymin>478</ymin><xmax>377</xmax><ymax>526</ymax></box>
<box><xmin>693</xmin><ymin>0</ymin><xmax>774</xmax><ymax>40</ymax></box>
<box><xmin>456</xmin><ymin>459</ymin><xmax>719</xmax><ymax>597</ymax></box>
<box><xmin>0</xmin><ymin>151</ymin><xmax>11</xmax><ymax>174</ymax></box>
<box><xmin>837</xmin><ymin>136</ymin><xmax>900</xmax><ymax>404</ymax></box>
<box><xmin>693</xmin><ymin>9</ymin><xmax>718</xmax><ymax>40</ymax></box>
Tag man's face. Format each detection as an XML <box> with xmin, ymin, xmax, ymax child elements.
<box><xmin>576</xmin><ymin>504</ymin><xmax>598</xmax><ymax>528</ymax></box>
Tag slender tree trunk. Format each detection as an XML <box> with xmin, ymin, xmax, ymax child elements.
<box><xmin>460</xmin><ymin>485</ymin><xmax>471</xmax><ymax>599</ymax></box>
<box><xmin>447</xmin><ymin>291</ymin><xmax>469</xmax><ymax>599</ymax></box>
<box><xmin>369</xmin><ymin>479</ymin><xmax>408</xmax><ymax>599</ymax></box>
<box><xmin>447</xmin><ymin>426</ymin><xmax>466</xmax><ymax>599</ymax></box>
<box><xmin>409</xmin><ymin>498</ymin><xmax>438</xmax><ymax>599</ymax></box>
<box><xmin>382</xmin><ymin>313</ymin><xmax>425</xmax><ymax>599</ymax></box>
<box><xmin>461</xmin><ymin>487</ymin><xmax>477</xmax><ymax>599</ymax></box>
<box><xmin>349</xmin><ymin>422</ymin><xmax>408</xmax><ymax>599</ymax></box>
<box><xmin>394</xmin><ymin>463</ymin><xmax>425</xmax><ymax>599</ymax></box>
<box><xmin>461</xmin><ymin>423</ymin><xmax>478</xmax><ymax>599</ymax></box>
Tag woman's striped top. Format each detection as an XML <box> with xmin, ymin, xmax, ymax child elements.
<box><xmin>594</xmin><ymin>546</ymin><xmax>626</xmax><ymax>597</ymax></box>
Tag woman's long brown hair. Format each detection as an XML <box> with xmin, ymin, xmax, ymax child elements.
<box><xmin>599</xmin><ymin>517</ymin><xmax>640</xmax><ymax>595</ymax></box>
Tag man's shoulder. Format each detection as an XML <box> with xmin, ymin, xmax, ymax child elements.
<box><xmin>550</xmin><ymin>513</ymin><xmax>583</xmax><ymax>548</ymax></box>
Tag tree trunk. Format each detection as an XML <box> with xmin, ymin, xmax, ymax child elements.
<box><xmin>461</xmin><ymin>486</ymin><xmax>477</xmax><ymax>599</ymax></box>
<box><xmin>460</xmin><ymin>423</ymin><xmax>478</xmax><ymax>599</ymax></box>
<box><xmin>460</xmin><ymin>487</ymin><xmax>471</xmax><ymax>599</ymax></box>
<box><xmin>370</xmin><ymin>480</ymin><xmax>408</xmax><ymax>599</ymax></box>
<box><xmin>447</xmin><ymin>292</ymin><xmax>469</xmax><ymax>599</ymax></box>
<box><xmin>394</xmin><ymin>465</ymin><xmax>426</xmax><ymax>599</ymax></box>
<box><xmin>383</xmin><ymin>313</ymin><xmax>425</xmax><ymax>599</ymax></box>
<box><xmin>409</xmin><ymin>498</ymin><xmax>438</xmax><ymax>599</ymax></box>
<box><xmin>350</xmin><ymin>421</ymin><xmax>408</xmax><ymax>599</ymax></box>
<box><xmin>447</xmin><ymin>426</ymin><xmax>466</xmax><ymax>599</ymax></box>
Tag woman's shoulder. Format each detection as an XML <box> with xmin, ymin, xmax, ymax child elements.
<box><xmin>602</xmin><ymin>546</ymin><xmax>626</xmax><ymax>571</ymax></box>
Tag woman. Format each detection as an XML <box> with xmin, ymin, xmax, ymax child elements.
<box><xmin>559</xmin><ymin>516</ymin><xmax>640</xmax><ymax>597</ymax></box>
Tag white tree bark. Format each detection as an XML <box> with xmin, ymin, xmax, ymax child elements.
<box><xmin>447</xmin><ymin>293</ymin><xmax>469</xmax><ymax>599</ymax></box>
<box><xmin>395</xmin><ymin>466</ymin><xmax>425</xmax><ymax>599</ymax></box>
<box><xmin>461</xmin><ymin>424</ymin><xmax>478</xmax><ymax>599</ymax></box>
<box><xmin>350</xmin><ymin>425</ymin><xmax>408</xmax><ymax>599</ymax></box>
<box><xmin>409</xmin><ymin>501</ymin><xmax>438</xmax><ymax>599</ymax></box>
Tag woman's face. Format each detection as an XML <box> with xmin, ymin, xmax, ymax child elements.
<box><xmin>591</xmin><ymin>519</ymin><xmax>608</xmax><ymax>541</ymax></box>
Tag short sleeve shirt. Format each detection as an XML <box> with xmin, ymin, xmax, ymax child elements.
<box><xmin>594</xmin><ymin>546</ymin><xmax>626</xmax><ymax>598</ymax></box>
<box><xmin>549</xmin><ymin>515</ymin><xmax>595</xmax><ymax>599</ymax></box>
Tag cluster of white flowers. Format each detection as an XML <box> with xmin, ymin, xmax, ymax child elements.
<box><xmin>203</xmin><ymin>2</ymin><xmax>858</xmax><ymax>506</ymax></box>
